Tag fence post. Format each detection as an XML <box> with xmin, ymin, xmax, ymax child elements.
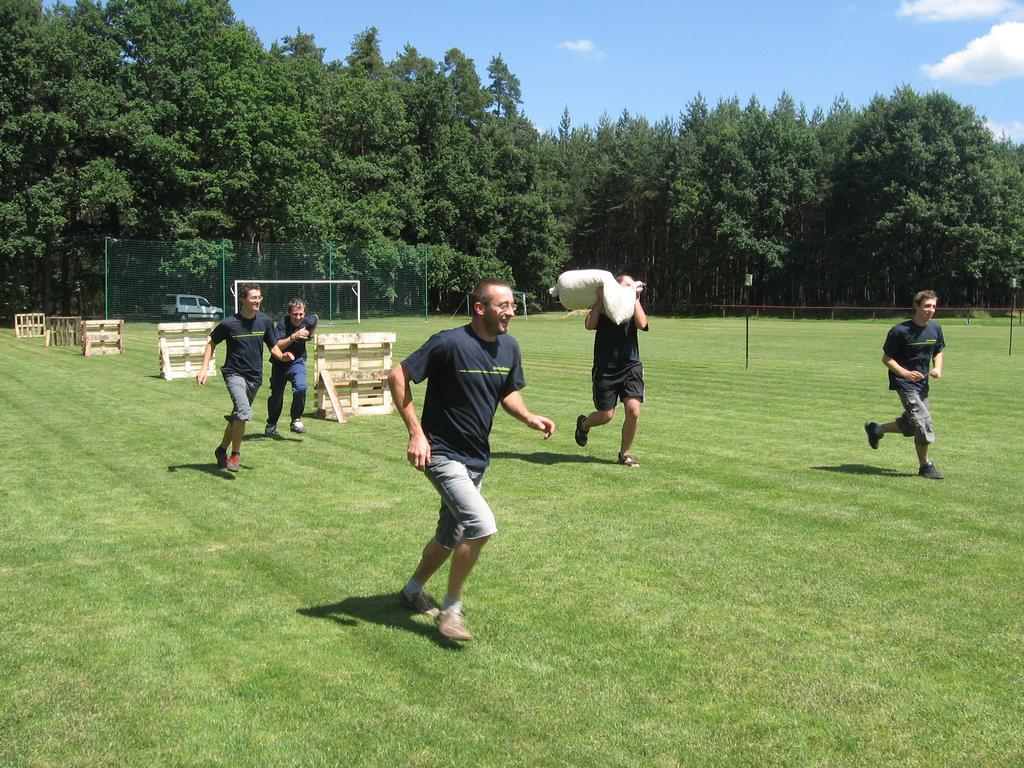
<box><xmin>220</xmin><ymin>239</ymin><xmax>227</xmax><ymax>314</ymax></box>
<box><xmin>104</xmin><ymin>237</ymin><xmax>109</xmax><ymax>320</ymax></box>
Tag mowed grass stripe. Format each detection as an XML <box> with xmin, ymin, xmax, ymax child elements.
<box><xmin>2</xmin><ymin>314</ymin><xmax>1022</xmax><ymax>767</ymax></box>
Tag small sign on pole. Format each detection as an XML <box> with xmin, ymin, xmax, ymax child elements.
<box><xmin>744</xmin><ymin>274</ymin><xmax>753</xmax><ymax>369</ymax></box>
<box><xmin>1011</xmin><ymin>277</ymin><xmax>1018</xmax><ymax>356</ymax></box>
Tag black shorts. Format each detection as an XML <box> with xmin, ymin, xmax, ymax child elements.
<box><xmin>592</xmin><ymin>363</ymin><xmax>645</xmax><ymax>411</ymax></box>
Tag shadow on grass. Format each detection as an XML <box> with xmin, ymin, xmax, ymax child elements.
<box><xmin>218</xmin><ymin>415</ymin><xmax>303</xmax><ymax>442</ymax></box>
<box><xmin>812</xmin><ymin>464</ymin><xmax>917</xmax><ymax>477</ymax></box>
<box><xmin>167</xmin><ymin>463</ymin><xmax>236</xmax><ymax>478</ymax></box>
<box><xmin>491</xmin><ymin>451</ymin><xmax>617</xmax><ymax>465</ymax></box>
<box><xmin>258</xmin><ymin>433</ymin><xmax>303</xmax><ymax>443</ymax></box>
<box><xmin>297</xmin><ymin>594</ymin><xmax>466</xmax><ymax>650</ymax></box>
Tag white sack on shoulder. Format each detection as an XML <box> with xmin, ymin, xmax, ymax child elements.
<box><xmin>548</xmin><ymin>269</ymin><xmax>636</xmax><ymax>325</ymax></box>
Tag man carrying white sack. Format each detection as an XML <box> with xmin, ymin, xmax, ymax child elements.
<box><xmin>574</xmin><ymin>274</ymin><xmax>648</xmax><ymax>467</ymax></box>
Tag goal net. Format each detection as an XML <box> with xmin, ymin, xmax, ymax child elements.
<box><xmin>232</xmin><ymin>279</ymin><xmax>361</xmax><ymax>324</ymax></box>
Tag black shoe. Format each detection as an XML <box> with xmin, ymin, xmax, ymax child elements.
<box><xmin>919</xmin><ymin>461</ymin><xmax>944</xmax><ymax>480</ymax></box>
<box><xmin>215</xmin><ymin>446</ymin><xmax>228</xmax><ymax>469</ymax></box>
<box><xmin>398</xmin><ymin>589</ymin><xmax>439</xmax><ymax>617</ymax></box>
<box><xmin>575</xmin><ymin>415</ymin><xmax>589</xmax><ymax>447</ymax></box>
<box><xmin>864</xmin><ymin>421</ymin><xmax>881</xmax><ymax>449</ymax></box>
<box><xmin>264</xmin><ymin>423</ymin><xmax>277</xmax><ymax>438</ymax></box>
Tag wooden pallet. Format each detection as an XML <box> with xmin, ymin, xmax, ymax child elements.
<box><xmin>157</xmin><ymin>321</ymin><xmax>215</xmax><ymax>380</ymax></box>
<box><xmin>81</xmin><ymin>319</ymin><xmax>125</xmax><ymax>356</ymax></box>
<box><xmin>44</xmin><ymin>316</ymin><xmax>81</xmax><ymax>347</ymax></box>
<box><xmin>14</xmin><ymin>313</ymin><xmax>45</xmax><ymax>338</ymax></box>
<box><xmin>314</xmin><ymin>332</ymin><xmax>396</xmax><ymax>422</ymax></box>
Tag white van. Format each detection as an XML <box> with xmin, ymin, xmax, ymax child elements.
<box><xmin>162</xmin><ymin>294</ymin><xmax>223</xmax><ymax>321</ymax></box>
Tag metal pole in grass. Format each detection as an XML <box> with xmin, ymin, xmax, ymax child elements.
<box><xmin>220</xmin><ymin>240</ymin><xmax>227</xmax><ymax>315</ymax></box>
<box><xmin>102</xmin><ymin>236</ymin><xmax>109</xmax><ymax>317</ymax></box>
<box><xmin>744</xmin><ymin>273</ymin><xmax>753</xmax><ymax>369</ymax></box>
<box><xmin>1011</xmin><ymin>277</ymin><xmax>1018</xmax><ymax>356</ymax></box>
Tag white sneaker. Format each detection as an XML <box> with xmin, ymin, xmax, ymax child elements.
<box><xmin>290</xmin><ymin>419</ymin><xmax>306</xmax><ymax>434</ymax></box>
<box><xmin>436</xmin><ymin>608</ymin><xmax>472</xmax><ymax>641</ymax></box>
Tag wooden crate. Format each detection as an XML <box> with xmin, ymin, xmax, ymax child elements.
<box><xmin>314</xmin><ymin>332</ymin><xmax>396</xmax><ymax>422</ymax></box>
<box><xmin>157</xmin><ymin>321</ymin><xmax>215</xmax><ymax>380</ymax></box>
<box><xmin>45</xmin><ymin>316</ymin><xmax>81</xmax><ymax>347</ymax></box>
<box><xmin>81</xmin><ymin>319</ymin><xmax>125</xmax><ymax>356</ymax></box>
<box><xmin>14</xmin><ymin>313</ymin><xmax>45</xmax><ymax>338</ymax></box>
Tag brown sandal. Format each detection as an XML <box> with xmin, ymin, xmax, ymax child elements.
<box><xmin>618</xmin><ymin>452</ymin><xmax>640</xmax><ymax>468</ymax></box>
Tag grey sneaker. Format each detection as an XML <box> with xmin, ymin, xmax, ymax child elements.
<box><xmin>264</xmin><ymin>423</ymin><xmax>277</xmax><ymax>437</ymax></box>
<box><xmin>290</xmin><ymin>419</ymin><xmax>307</xmax><ymax>434</ymax></box>
<box><xmin>919</xmin><ymin>461</ymin><xmax>944</xmax><ymax>480</ymax></box>
<box><xmin>864</xmin><ymin>421</ymin><xmax>881</xmax><ymax>449</ymax></box>
<box><xmin>435</xmin><ymin>608</ymin><xmax>472</xmax><ymax>641</ymax></box>
<box><xmin>398</xmin><ymin>589</ymin><xmax>439</xmax><ymax>617</ymax></box>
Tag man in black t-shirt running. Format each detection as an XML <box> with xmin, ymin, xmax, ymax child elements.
<box><xmin>388</xmin><ymin>278</ymin><xmax>555</xmax><ymax>641</ymax></box>
<box><xmin>574</xmin><ymin>275</ymin><xmax>649</xmax><ymax>468</ymax></box>
<box><xmin>864</xmin><ymin>289</ymin><xmax>946</xmax><ymax>479</ymax></box>
<box><xmin>197</xmin><ymin>283</ymin><xmax>276</xmax><ymax>472</ymax></box>
<box><xmin>266</xmin><ymin>298</ymin><xmax>318</xmax><ymax>437</ymax></box>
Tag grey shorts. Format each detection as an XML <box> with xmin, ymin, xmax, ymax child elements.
<box><xmin>896</xmin><ymin>390</ymin><xmax>935</xmax><ymax>445</ymax></box>
<box><xmin>225</xmin><ymin>374</ymin><xmax>260</xmax><ymax>422</ymax></box>
<box><xmin>424</xmin><ymin>456</ymin><xmax>498</xmax><ymax>549</ymax></box>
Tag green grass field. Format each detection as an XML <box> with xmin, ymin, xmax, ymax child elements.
<box><xmin>2</xmin><ymin>314</ymin><xmax>1022</xmax><ymax>767</ymax></box>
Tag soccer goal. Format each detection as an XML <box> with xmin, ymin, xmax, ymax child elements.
<box><xmin>232</xmin><ymin>279</ymin><xmax>361</xmax><ymax>323</ymax></box>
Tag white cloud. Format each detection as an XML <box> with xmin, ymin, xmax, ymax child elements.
<box><xmin>922</xmin><ymin>22</ymin><xmax>1024</xmax><ymax>82</ymax></box>
<box><xmin>987</xmin><ymin>118</ymin><xmax>1024</xmax><ymax>141</ymax></box>
<box><xmin>558</xmin><ymin>39</ymin><xmax>605</xmax><ymax>59</ymax></box>
<box><xmin>898</xmin><ymin>0</ymin><xmax>1021</xmax><ymax>21</ymax></box>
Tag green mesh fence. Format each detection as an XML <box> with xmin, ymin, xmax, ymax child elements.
<box><xmin>104</xmin><ymin>239</ymin><xmax>428</xmax><ymax>322</ymax></box>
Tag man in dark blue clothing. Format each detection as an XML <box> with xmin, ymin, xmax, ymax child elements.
<box><xmin>197</xmin><ymin>283</ymin><xmax>276</xmax><ymax>472</ymax></box>
<box><xmin>865</xmin><ymin>289</ymin><xmax>946</xmax><ymax>479</ymax></box>
<box><xmin>266</xmin><ymin>298</ymin><xmax>318</xmax><ymax>437</ymax></box>
<box><xmin>574</xmin><ymin>275</ymin><xmax>649</xmax><ymax>468</ymax></box>
<box><xmin>388</xmin><ymin>278</ymin><xmax>555</xmax><ymax>641</ymax></box>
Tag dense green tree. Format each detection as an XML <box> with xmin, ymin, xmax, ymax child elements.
<box><xmin>1</xmin><ymin>3</ymin><xmax>1021</xmax><ymax>319</ymax></box>
<box><xmin>486</xmin><ymin>54</ymin><xmax>521</xmax><ymax>119</ymax></box>
<box><xmin>444</xmin><ymin>48</ymin><xmax>488</xmax><ymax>126</ymax></box>
<box><xmin>828</xmin><ymin>86</ymin><xmax>1017</xmax><ymax>306</ymax></box>
<box><xmin>345</xmin><ymin>26</ymin><xmax>386</xmax><ymax>79</ymax></box>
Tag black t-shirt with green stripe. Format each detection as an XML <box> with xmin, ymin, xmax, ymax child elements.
<box><xmin>210</xmin><ymin>311</ymin><xmax>276</xmax><ymax>384</ymax></box>
<box><xmin>402</xmin><ymin>325</ymin><xmax>526</xmax><ymax>471</ymax></box>
<box><xmin>883</xmin><ymin>319</ymin><xmax>945</xmax><ymax>395</ymax></box>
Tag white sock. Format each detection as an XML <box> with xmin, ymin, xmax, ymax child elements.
<box><xmin>442</xmin><ymin>597</ymin><xmax>462</xmax><ymax>614</ymax></box>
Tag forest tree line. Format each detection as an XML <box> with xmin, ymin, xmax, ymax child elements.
<box><xmin>2</xmin><ymin>0</ymin><xmax>1023</xmax><ymax>319</ymax></box>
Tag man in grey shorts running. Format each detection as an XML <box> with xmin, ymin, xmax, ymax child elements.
<box><xmin>864</xmin><ymin>289</ymin><xmax>946</xmax><ymax>479</ymax></box>
<box><xmin>197</xmin><ymin>283</ymin><xmax>275</xmax><ymax>472</ymax></box>
<box><xmin>388</xmin><ymin>278</ymin><xmax>555</xmax><ymax>641</ymax></box>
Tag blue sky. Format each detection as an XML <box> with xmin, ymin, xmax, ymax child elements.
<box><xmin>227</xmin><ymin>0</ymin><xmax>1024</xmax><ymax>140</ymax></box>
